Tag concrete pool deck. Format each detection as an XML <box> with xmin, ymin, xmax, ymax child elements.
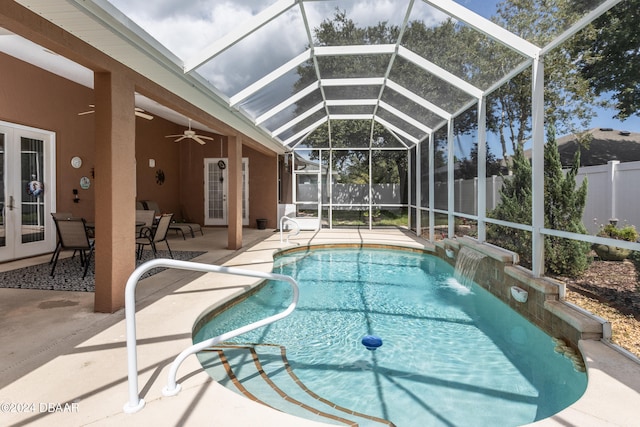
<box><xmin>0</xmin><ymin>228</ymin><xmax>639</xmax><ymax>426</ymax></box>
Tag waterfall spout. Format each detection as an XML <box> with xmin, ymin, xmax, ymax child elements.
<box><xmin>454</xmin><ymin>246</ymin><xmax>486</xmax><ymax>289</ymax></box>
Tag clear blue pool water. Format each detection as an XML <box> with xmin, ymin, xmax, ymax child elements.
<box><xmin>194</xmin><ymin>248</ymin><xmax>587</xmax><ymax>426</ymax></box>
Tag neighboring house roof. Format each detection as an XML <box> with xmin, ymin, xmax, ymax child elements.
<box><xmin>556</xmin><ymin>128</ymin><xmax>640</xmax><ymax>167</ymax></box>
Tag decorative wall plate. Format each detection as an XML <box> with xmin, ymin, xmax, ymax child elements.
<box><xmin>80</xmin><ymin>176</ymin><xmax>91</xmax><ymax>189</ymax></box>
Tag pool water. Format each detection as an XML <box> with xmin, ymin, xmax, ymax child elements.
<box><xmin>194</xmin><ymin>248</ymin><xmax>586</xmax><ymax>426</ymax></box>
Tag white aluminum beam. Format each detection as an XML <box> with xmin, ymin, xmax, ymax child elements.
<box><xmin>447</xmin><ymin>118</ymin><xmax>455</xmax><ymax>239</ymax></box>
<box><xmin>282</xmin><ymin>116</ymin><xmax>328</xmax><ymax>146</ymax></box>
<box><xmin>330</xmin><ymin>114</ymin><xmax>374</xmax><ymax>120</ymax></box>
<box><xmin>386</xmin><ymin>80</ymin><xmax>451</xmax><ymax>120</ymax></box>
<box><xmin>272</xmin><ymin>102</ymin><xmax>325</xmax><ymax>137</ymax></box>
<box><xmin>398</xmin><ymin>46</ymin><xmax>483</xmax><ymax>99</ymax></box>
<box><xmin>531</xmin><ymin>57</ymin><xmax>545</xmax><ymax>277</ymax></box>
<box><xmin>477</xmin><ymin>97</ymin><xmax>487</xmax><ymax>242</ymax></box>
<box><xmin>484</xmin><ymin>58</ymin><xmax>533</xmax><ymax>97</ymax></box>
<box><xmin>326</xmin><ymin>99</ymin><xmax>378</xmax><ymax>106</ymax></box>
<box><xmin>541</xmin><ymin>0</ymin><xmax>624</xmax><ymax>56</ymax></box>
<box><xmin>321</xmin><ymin>77</ymin><xmax>385</xmax><ymax>86</ymax></box>
<box><xmin>374</xmin><ymin>117</ymin><xmax>419</xmax><ymax>144</ymax></box>
<box><xmin>423</xmin><ymin>0</ymin><xmax>539</xmax><ymax>58</ymax></box>
<box><xmin>230</xmin><ymin>50</ymin><xmax>312</xmax><ymax>107</ymax></box>
<box><xmin>184</xmin><ymin>0</ymin><xmax>295</xmax><ymax>72</ymax></box>
<box><xmin>272</xmin><ymin>98</ymin><xmax>380</xmax><ymax>139</ymax></box>
<box><xmin>255</xmin><ymin>81</ymin><xmax>320</xmax><ymax>125</ymax></box>
<box><xmin>378</xmin><ymin>101</ymin><xmax>432</xmax><ymax>135</ymax></box>
<box><xmin>314</xmin><ymin>44</ymin><xmax>397</xmax><ymax>56</ymax></box>
<box><xmin>429</xmin><ymin>132</ymin><xmax>435</xmax><ymax>241</ymax></box>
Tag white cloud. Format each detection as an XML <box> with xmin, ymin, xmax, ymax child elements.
<box><xmin>105</xmin><ymin>0</ymin><xmax>446</xmax><ymax>95</ymax></box>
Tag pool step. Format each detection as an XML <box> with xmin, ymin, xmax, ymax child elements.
<box><xmin>198</xmin><ymin>344</ymin><xmax>394</xmax><ymax>427</ymax></box>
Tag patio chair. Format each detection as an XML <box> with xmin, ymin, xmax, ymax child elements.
<box><xmin>136</xmin><ymin>213</ymin><xmax>174</xmax><ymax>259</ymax></box>
<box><xmin>135</xmin><ymin>209</ymin><xmax>156</xmax><ymax>237</ymax></box>
<box><xmin>49</xmin><ymin>212</ymin><xmax>73</xmax><ymax>264</ymax></box>
<box><xmin>141</xmin><ymin>200</ymin><xmax>203</xmax><ymax>239</ymax></box>
<box><xmin>50</xmin><ymin>216</ymin><xmax>95</xmax><ymax>279</ymax></box>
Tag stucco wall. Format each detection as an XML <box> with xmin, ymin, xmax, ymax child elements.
<box><xmin>1</xmin><ymin>51</ymin><xmax>278</xmax><ymax>230</ymax></box>
<box><xmin>0</xmin><ymin>52</ymin><xmax>95</xmax><ymax>219</ymax></box>
<box><xmin>178</xmin><ymin>138</ymin><xmax>278</xmax><ymax>228</ymax></box>
<box><xmin>134</xmin><ymin>114</ymin><xmax>182</xmax><ymax>217</ymax></box>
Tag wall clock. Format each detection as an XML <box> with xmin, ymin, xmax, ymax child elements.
<box><xmin>71</xmin><ymin>156</ymin><xmax>82</xmax><ymax>168</ymax></box>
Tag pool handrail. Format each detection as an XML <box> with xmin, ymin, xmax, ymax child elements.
<box><xmin>122</xmin><ymin>258</ymin><xmax>299</xmax><ymax>414</ymax></box>
<box><xmin>279</xmin><ymin>216</ymin><xmax>300</xmax><ymax>244</ymax></box>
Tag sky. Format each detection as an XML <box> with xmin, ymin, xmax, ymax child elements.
<box><xmin>105</xmin><ymin>0</ymin><xmax>637</xmax><ymax>156</ymax></box>
<box><xmin>106</xmin><ymin>0</ymin><xmax>452</xmax><ymax>94</ymax></box>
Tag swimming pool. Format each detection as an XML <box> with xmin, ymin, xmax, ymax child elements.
<box><xmin>194</xmin><ymin>247</ymin><xmax>586</xmax><ymax>426</ymax></box>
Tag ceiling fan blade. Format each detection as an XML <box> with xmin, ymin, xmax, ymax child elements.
<box><xmin>165</xmin><ymin>134</ymin><xmax>184</xmax><ymax>138</ymax></box>
<box><xmin>173</xmin><ymin>136</ymin><xmax>187</xmax><ymax>142</ymax></box>
<box><xmin>78</xmin><ymin>110</ymin><xmax>95</xmax><ymax>116</ymax></box>
<box><xmin>134</xmin><ymin>109</ymin><xmax>154</xmax><ymax>120</ymax></box>
<box><xmin>197</xmin><ymin>135</ymin><xmax>214</xmax><ymax>140</ymax></box>
<box><xmin>193</xmin><ymin>136</ymin><xmax>207</xmax><ymax>145</ymax></box>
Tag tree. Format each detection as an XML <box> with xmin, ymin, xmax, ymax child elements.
<box><xmin>294</xmin><ymin>10</ymin><xmax>409</xmax><ymax>201</ymax></box>
<box><xmin>570</xmin><ymin>0</ymin><xmax>640</xmax><ymax>120</ymax></box>
<box><xmin>456</xmin><ymin>142</ymin><xmax>503</xmax><ymax>180</ymax></box>
<box><xmin>489</xmin><ymin>0</ymin><xmax>601</xmax><ymax>164</ymax></box>
<box><xmin>543</xmin><ymin>125</ymin><xmax>590</xmax><ymax>276</ymax></box>
<box><xmin>487</xmin><ymin>144</ymin><xmax>533</xmax><ymax>266</ymax></box>
<box><xmin>488</xmin><ymin>125</ymin><xmax>590</xmax><ymax>277</ymax></box>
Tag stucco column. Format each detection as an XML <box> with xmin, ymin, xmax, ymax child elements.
<box><xmin>228</xmin><ymin>134</ymin><xmax>243</xmax><ymax>250</ymax></box>
<box><xmin>93</xmin><ymin>72</ymin><xmax>136</xmax><ymax>313</ymax></box>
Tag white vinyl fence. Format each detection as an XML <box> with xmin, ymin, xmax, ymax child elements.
<box><xmin>448</xmin><ymin>160</ymin><xmax>640</xmax><ymax>235</ymax></box>
<box><xmin>295</xmin><ymin>160</ymin><xmax>640</xmax><ymax>235</ymax></box>
<box><xmin>575</xmin><ymin>161</ymin><xmax>640</xmax><ymax>234</ymax></box>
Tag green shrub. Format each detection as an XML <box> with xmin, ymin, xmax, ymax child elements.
<box><xmin>597</xmin><ymin>223</ymin><xmax>638</xmax><ymax>242</ymax></box>
<box><xmin>488</xmin><ymin>125</ymin><xmax>590</xmax><ymax>277</ymax></box>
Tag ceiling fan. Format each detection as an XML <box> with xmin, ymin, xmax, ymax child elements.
<box><xmin>78</xmin><ymin>104</ymin><xmax>154</xmax><ymax>120</ymax></box>
<box><xmin>165</xmin><ymin>119</ymin><xmax>214</xmax><ymax>145</ymax></box>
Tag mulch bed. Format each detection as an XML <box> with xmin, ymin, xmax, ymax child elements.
<box><xmin>553</xmin><ymin>259</ymin><xmax>640</xmax><ymax>358</ymax></box>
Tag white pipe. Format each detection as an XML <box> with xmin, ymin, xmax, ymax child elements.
<box><xmin>280</xmin><ymin>216</ymin><xmax>300</xmax><ymax>244</ymax></box>
<box><xmin>123</xmin><ymin>258</ymin><xmax>299</xmax><ymax>413</ymax></box>
<box><xmin>163</xmin><ymin>273</ymin><xmax>299</xmax><ymax>396</ymax></box>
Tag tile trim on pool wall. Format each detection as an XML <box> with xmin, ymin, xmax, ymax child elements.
<box><xmin>438</xmin><ymin>236</ymin><xmax>607</xmax><ymax>350</ymax></box>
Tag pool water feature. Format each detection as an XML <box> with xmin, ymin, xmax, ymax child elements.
<box><xmin>194</xmin><ymin>248</ymin><xmax>586</xmax><ymax>427</ymax></box>
<box><xmin>454</xmin><ymin>246</ymin><xmax>487</xmax><ymax>288</ymax></box>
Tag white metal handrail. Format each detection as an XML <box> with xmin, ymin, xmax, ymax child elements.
<box><xmin>122</xmin><ymin>258</ymin><xmax>299</xmax><ymax>414</ymax></box>
<box><xmin>279</xmin><ymin>216</ymin><xmax>300</xmax><ymax>244</ymax></box>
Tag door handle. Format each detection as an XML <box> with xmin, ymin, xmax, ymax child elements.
<box><xmin>7</xmin><ymin>195</ymin><xmax>14</xmax><ymax>211</ymax></box>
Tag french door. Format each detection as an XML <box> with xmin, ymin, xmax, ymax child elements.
<box><xmin>0</xmin><ymin>121</ymin><xmax>56</xmax><ymax>261</ymax></box>
<box><xmin>204</xmin><ymin>158</ymin><xmax>248</xmax><ymax>226</ymax></box>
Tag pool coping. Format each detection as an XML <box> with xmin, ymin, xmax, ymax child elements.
<box><xmin>0</xmin><ymin>228</ymin><xmax>638</xmax><ymax>426</ymax></box>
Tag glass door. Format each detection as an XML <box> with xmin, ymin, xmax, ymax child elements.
<box><xmin>0</xmin><ymin>122</ymin><xmax>56</xmax><ymax>262</ymax></box>
<box><xmin>204</xmin><ymin>158</ymin><xmax>248</xmax><ymax>226</ymax></box>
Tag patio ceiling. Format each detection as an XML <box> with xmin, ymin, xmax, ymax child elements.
<box><xmin>11</xmin><ymin>0</ymin><xmax>621</xmax><ymax>152</ymax></box>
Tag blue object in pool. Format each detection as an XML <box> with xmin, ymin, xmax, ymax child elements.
<box><xmin>362</xmin><ymin>335</ymin><xmax>382</xmax><ymax>350</ymax></box>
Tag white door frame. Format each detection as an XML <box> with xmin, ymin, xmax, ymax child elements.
<box><xmin>204</xmin><ymin>158</ymin><xmax>248</xmax><ymax>226</ymax></box>
<box><xmin>0</xmin><ymin>121</ymin><xmax>56</xmax><ymax>262</ymax></box>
